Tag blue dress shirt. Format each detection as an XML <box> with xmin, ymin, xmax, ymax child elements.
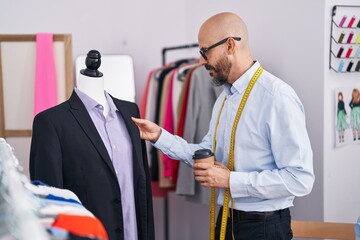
<box><xmin>154</xmin><ymin>61</ymin><xmax>314</xmax><ymax>212</ymax></box>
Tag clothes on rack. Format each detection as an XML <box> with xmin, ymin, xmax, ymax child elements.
<box><xmin>176</xmin><ymin>66</ymin><xmax>223</xmax><ymax>204</ymax></box>
<box><xmin>141</xmin><ymin>60</ymin><xmax>223</xmax><ymax>203</ymax></box>
<box><xmin>0</xmin><ymin>138</ymin><xmax>109</xmax><ymax>240</ymax></box>
<box><xmin>26</xmin><ymin>181</ymin><xmax>108</xmax><ymax>240</ymax></box>
<box><xmin>0</xmin><ymin>138</ymin><xmax>49</xmax><ymax>240</ymax></box>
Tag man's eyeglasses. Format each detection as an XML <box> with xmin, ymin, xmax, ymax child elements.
<box><xmin>199</xmin><ymin>37</ymin><xmax>241</xmax><ymax>61</ymax></box>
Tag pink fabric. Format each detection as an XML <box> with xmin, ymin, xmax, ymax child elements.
<box><xmin>162</xmin><ymin>70</ymin><xmax>176</xmax><ymax>178</ymax></box>
<box><xmin>34</xmin><ymin>33</ymin><xmax>58</xmax><ymax>116</ymax></box>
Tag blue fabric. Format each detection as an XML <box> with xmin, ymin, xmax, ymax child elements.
<box><xmin>31</xmin><ymin>180</ymin><xmax>50</xmax><ymax>186</ymax></box>
<box><xmin>46</xmin><ymin>194</ymin><xmax>81</xmax><ymax>205</ymax></box>
<box><xmin>47</xmin><ymin>227</ymin><xmax>69</xmax><ymax>239</ymax></box>
<box><xmin>37</xmin><ymin>197</ymin><xmax>85</xmax><ymax>208</ymax></box>
<box><xmin>154</xmin><ymin>61</ymin><xmax>314</xmax><ymax>212</ymax></box>
<box><xmin>355</xmin><ymin>216</ymin><xmax>360</xmax><ymax>240</ymax></box>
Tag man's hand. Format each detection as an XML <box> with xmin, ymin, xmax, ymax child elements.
<box><xmin>131</xmin><ymin>117</ymin><xmax>162</xmax><ymax>142</ymax></box>
<box><xmin>193</xmin><ymin>161</ymin><xmax>230</xmax><ymax>188</ymax></box>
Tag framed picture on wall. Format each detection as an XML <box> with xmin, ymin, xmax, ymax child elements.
<box><xmin>334</xmin><ymin>87</ymin><xmax>360</xmax><ymax>147</ymax></box>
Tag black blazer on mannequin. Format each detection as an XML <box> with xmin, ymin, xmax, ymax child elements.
<box><xmin>30</xmin><ymin>91</ymin><xmax>155</xmax><ymax>240</ymax></box>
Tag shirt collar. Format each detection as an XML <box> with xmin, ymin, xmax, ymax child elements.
<box><xmin>74</xmin><ymin>87</ymin><xmax>118</xmax><ymax>113</ymax></box>
<box><xmin>105</xmin><ymin>92</ymin><xmax>119</xmax><ymax>113</ymax></box>
<box><xmin>224</xmin><ymin>61</ymin><xmax>260</xmax><ymax>96</ymax></box>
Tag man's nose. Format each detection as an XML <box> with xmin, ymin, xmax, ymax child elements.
<box><xmin>199</xmin><ymin>56</ymin><xmax>207</xmax><ymax>65</ymax></box>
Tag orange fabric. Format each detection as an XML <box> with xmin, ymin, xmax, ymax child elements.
<box><xmin>52</xmin><ymin>214</ymin><xmax>108</xmax><ymax>240</ymax></box>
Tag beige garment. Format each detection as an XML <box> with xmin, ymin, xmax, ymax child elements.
<box><xmin>176</xmin><ymin>66</ymin><xmax>201</xmax><ymax>132</ymax></box>
<box><xmin>144</xmin><ymin>68</ymin><xmax>162</xmax><ymax>167</ymax></box>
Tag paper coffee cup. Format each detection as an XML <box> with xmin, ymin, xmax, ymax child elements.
<box><xmin>192</xmin><ymin>149</ymin><xmax>214</xmax><ymax>164</ymax></box>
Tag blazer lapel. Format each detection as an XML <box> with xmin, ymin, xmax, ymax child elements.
<box><xmin>112</xmin><ymin>98</ymin><xmax>144</xmax><ymax>176</ymax></box>
<box><xmin>68</xmin><ymin>91</ymin><xmax>117</xmax><ymax>177</ymax></box>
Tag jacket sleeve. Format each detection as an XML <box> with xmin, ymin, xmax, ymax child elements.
<box><xmin>29</xmin><ymin>112</ymin><xmax>64</xmax><ymax>188</ymax></box>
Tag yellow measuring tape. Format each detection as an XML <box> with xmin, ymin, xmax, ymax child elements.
<box><xmin>209</xmin><ymin>66</ymin><xmax>263</xmax><ymax>240</ymax></box>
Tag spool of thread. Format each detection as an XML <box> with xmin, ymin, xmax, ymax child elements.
<box><xmin>345</xmin><ymin>47</ymin><xmax>353</xmax><ymax>58</ymax></box>
<box><xmin>346</xmin><ymin>61</ymin><xmax>353</xmax><ymax>72</ymax></box>
<box><xmin>338</xmin><ymin>32</ymin><xmax>345</xmax><ymax>43</ymax></box>
<box><xmin>355</xmin><ymin>61</ymin><xmax>360</xmax><ymax>72</ymax></box>
<box><xmin>347</xmin><ymin>16</ymin><xmax>356</xmax><ymax>28</ymax></box>
<box><xmin>354</xmin><ymin>47</ymin><xmax>360</xmax><ymax>59</ymax></box>
<box><xmin>337</xmin><ymin>47</ymin><xmax>344</xmax><ymax>58</ymax></box>
<box><xmin>355</xmin><ymin>33</ymin><xmax>360</xmax><ymax>44</ymax></box>
<box><xmin>346</xmin><ymin>31</ymin><xmax>354</xmax><ymax>43</ymax></box>
<box><xmin>339</xmin><ymin>15</ymin><xmax>347</xmax><ymax>27</ymax></box>
<box><xmin>338</xmin><ymin>60</ymin><xmax>344</xmax><ymax>72</ymax></box>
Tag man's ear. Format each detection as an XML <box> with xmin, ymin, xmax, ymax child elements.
<box><xmin>226</xmin><ymin>38</ymin><xmax>236</xmax><ymax>55</ymax></box>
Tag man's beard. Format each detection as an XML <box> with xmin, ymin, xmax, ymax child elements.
<box><xmin>205</xmin><ymin>56</ymin><xmax>231</xmax><ymax>86</ymax></box>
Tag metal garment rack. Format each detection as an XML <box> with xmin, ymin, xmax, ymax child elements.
<box><xmin>162</xmin><ymin>43</ymin><xmax>199</xmax><ymax>66</ymax></box>
<box><xmin>160</xmin><ymin>43</ymin><xmax>198</xmax><ymax>240</ymax></box>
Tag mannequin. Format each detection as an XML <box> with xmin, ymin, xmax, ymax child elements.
<box><xmin>30</xmin><ymin>49</ymin><xmax>155</xmax><ymax>240</ymax></box>
<box><xmin>76</xmin><ymin>50</ymin><xmax>109</xmax><ymax>116</ymax></box>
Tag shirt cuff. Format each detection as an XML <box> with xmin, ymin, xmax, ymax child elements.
<box><xmin>153</xmin><ymin>128</ymin><xmax>174</xmax><ymax>152</ymax></box>
<box><xmin>229</xmin><ymin>171</ymin><xmax>251</xmax><ymax>198</ymax></box>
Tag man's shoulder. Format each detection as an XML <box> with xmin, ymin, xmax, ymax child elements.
<box><xmin>257</xmin><ymin>70</ymin><xmax>296</xmax><ymax>97</ymax></box>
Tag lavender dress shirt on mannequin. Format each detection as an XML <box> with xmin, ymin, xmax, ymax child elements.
<box><xmin>75</xmin><ymin>88</ymin><xmax>138</xmax><ymax>240</ymax></box>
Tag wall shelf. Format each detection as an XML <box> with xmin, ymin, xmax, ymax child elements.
<box><xmin>329</xmin><ymin>5</ymin><xmax>360</xmax><ymax>73</ymax></box>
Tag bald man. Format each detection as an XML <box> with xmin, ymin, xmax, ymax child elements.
<box><xmin>133</xmin><ymin>12</ymin><xmax>314</xmax><ymax>240</ymax></box>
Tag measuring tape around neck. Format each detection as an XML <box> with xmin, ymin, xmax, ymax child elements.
<box><xmin>209</xmin><ymin>66</ymin><xmax>263</xmax><ymax>240</ymax></box>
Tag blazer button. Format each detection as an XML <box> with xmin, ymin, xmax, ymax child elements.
<box><xmin>115</xmin><ymin>227</ymin><xmax>123</xmax><ymax>233</ymax></box>
<box><xmin>113</xmin><ymin>198</ymin><xmax>121</xmax><ymax>205</ymax></box>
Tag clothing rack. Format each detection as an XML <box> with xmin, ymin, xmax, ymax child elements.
<box><xmin>162</xmin><ymin>43</ymin><xmax>199</xmax><ymax>66</ymax></box>
<box><xmin>160</xmin><ymin>43</ymin><xmax>198</xmax><ymax>240</ymax></box>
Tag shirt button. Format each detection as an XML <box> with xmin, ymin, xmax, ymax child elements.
<box><xmin>113</xmin><ymin>145</ymin><xmax>116</xmax><ymax>149</ymax></box>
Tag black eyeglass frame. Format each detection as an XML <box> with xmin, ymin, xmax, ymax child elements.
<box><xmin>199</xmin><ymin>37</ymin><xmax>241</xmax><ymax>60</ymax></box>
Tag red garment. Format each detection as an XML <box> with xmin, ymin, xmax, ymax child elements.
<box><xmin>52</xmin><ymin>214</ymin><xmax>108</xmax><ymax>240</ymax></box>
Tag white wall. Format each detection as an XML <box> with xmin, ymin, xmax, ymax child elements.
<box><xmin>0</xmin><ymin>0</ymin><xmax>193</xmax><ymax>101</ymax></box>
<box><xmin>3</xmin><ymin>0</ymin><xmax>358</xmax><ymax>239</ymax></box>
<box><xmin>324</xmin><ymin>0</ymin><xmax>360</xmax><ymax>223</ymax></box>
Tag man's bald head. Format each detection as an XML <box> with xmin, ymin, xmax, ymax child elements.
<box><xmin>198</xmin><ymin>12</ymin><xmax>249</xmax><ymax>49</ymax></box>
<box><xmin>198</xmin><ymin>12</ymin><xmax>254</xmax><ymax>84</ymax></box>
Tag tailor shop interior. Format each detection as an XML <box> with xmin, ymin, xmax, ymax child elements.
<box><xmin>1</xmin><ymin>2</ymin><xmax>360</xmax><ymax>240</ymax></box>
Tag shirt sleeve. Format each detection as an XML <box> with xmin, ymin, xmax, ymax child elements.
<box><xmin>154</xmin><ymin>128</ymin><xmax>212</xmax><ymax>166</ymax></box>
<box><xmin>153</xmin><ymin>93</ymin><xmax>225</xmax><ymax>167</ymax></box>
